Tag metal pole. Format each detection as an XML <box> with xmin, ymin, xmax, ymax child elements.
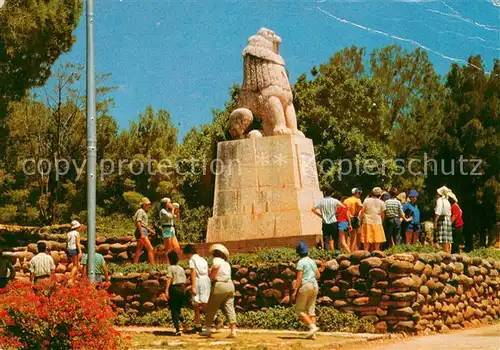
<box><xmin>86</xmin><ymin>0</ymin><xmax>97</xmax><ymax>282</ymax></box>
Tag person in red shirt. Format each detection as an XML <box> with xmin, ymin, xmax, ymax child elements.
<box><xmin>449</xmin><ymin>192</ymin><xmax>464</xmax><ymax>254</ymax></box>
<box><xmin>336</xmin><ymin>197</ymin><xmax>352</xmax><ymax>253</ymax></box>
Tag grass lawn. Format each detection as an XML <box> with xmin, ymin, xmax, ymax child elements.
<box><xmin>125</xmin><ymin>329</ymin><xmax>383</xmax><ymax>349</ymax></box>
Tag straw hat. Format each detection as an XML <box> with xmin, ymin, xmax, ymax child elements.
<box><xmin>160</xmin><ymin>197</ymin><xmax>171</xmax><ymax>203</ymax></box>
<box><xmin>372</xmin><ymin>187</ymin><xmax>383</xmax><ymax>196</ymax></box>
<box><xmin>209</xmin><ymin>243</ymin><xmax>230</xmax><ymax>259</ymax></box>
<box><xmin>448</xmin><ymin>192</ymin><xmax>458</xmax><ymax>203</ymax></box>
<box><xmin>71</xmin><ymin>220</ymin><xmax>81</xmax><ymax>229</ymax></box>
<box><xmin>140</xmin><ymin>197</ymin><xmax>151</xmax><ymax>206</ymax></box>
<box><xmin>172</xmin><ymin>202</ymin><xmax>180</xmax><ymax>208</ymax></box>
<box><xmin>437</xmin><ymin>186</ymin><xmax>451</xmax><ymax>198</ymax></box>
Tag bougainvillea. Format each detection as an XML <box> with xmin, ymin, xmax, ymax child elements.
<box><xmin>0</xmin><ymin>278</ymin><xmax>123</xmax><ymax>349</ymax></box>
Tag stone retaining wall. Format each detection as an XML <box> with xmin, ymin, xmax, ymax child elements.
<box><xmin>3</xmin><ymin>235</ymin><xmax>137</xmax><ymax>279</ymax></box>
<box><xmin>109</xmin><ymin>251</ymin><xmax>500</xmax><ymax>334</ymax></box>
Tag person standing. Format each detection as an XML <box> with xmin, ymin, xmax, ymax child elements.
<box><xmin>133</xmin><ymin>197</ymin><xmax>156</xmax><ymax>264</ymax></box>
<box><xmin>359</xmin><ymin>187</ymin><xmax>386</xmax><ymax>252</ymax></box>
<box><xmin>345</xmin><ymin>188</ymin><xmax>363</xmax><ymax>252</ymax></box>
<box><xmin>0</xmin><ymin>237</ymin><xmax>15</xmax><ymax>290</ymax></box>
<box><xmin>293</xmin><ymin>242</ymin><xmax>320</xmax><ymax>340</ymax></box>
<box><xmin>29</xmin><ymin>242</ymin><xmax>55</xmax><ymax>283</ymax></box>
<box><xmin>449</xmin><ymin>192</ymin><xmax>464</xmax><ymax>254</ymax></box>
<box><xmin>434</xmin><ymin>186</ymin><xmax>453</xmax><ymax>253</ymax></box>
<box><xmin>81</xmin><ymin>241</ymin><xmax>110</xmax><ymax>286</ymax></box>
<box><xmin>201</xmin><ymin>244</ymin><xmax>237</xmax><ymax>338</ymax></box>
<box><xmin>160</xmin><ymin>198</ymin><xmax>178</xmax><ymax>263</ymax></box>
<box><xmin>312</xmin><ymin>191</ymin><xmax>345</xmax><ymax>251</ymax></box>
<box><xmin>164</xmin><ymin>251</ymin><xmax>187</xmax><ymax>336</ymax></box>
<box><xmin>383</xmin><ymin>188</ymin><xmax>407</xmax><ymax>248</ymax></box>
<box><xmin>336</xmin><ymin>197</ymin><xmax>352</xmax><ymax>252</ymax></box>
<box><xmin>183</xmin><ymin>244</ymin><xmax>211</xmax><ymax>333</ymax></box>
<box><xmin>67</xmin><ymin>220</ymin><xmax>84</xmax><ymax>285</ymax></box>
<box><xmin>403</xmin><ymin>190</ymin><xmax>421</xmax><ymax>245</ymax></box>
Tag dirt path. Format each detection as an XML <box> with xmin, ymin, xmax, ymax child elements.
<box><xmin>344</xmin><ymin>324</ymin><xmax>500</xmax><ymax>350</ymax></box>
<box><xmin>120</xmin><ymin>327</ymin><xmax>389</xmax><ymax>349</ymax></box>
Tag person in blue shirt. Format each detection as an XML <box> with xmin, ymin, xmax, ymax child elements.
<box><xmin>293</xmin><ymin>242</ymin><xmax>320</xmax><ymax>340</ymax></box>
<box><xmin>403</xmin><ymin>190</ymin><xmax>421</xmax><ymax>245</ymax></box>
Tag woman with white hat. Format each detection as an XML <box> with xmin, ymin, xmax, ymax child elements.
<box><xmin>67</xmin><ymin>220</ymin><xmax>84</xmax><ymax>285</ymax></box>
<box><xmin>358</xmin><ymin>187</ymin><xmax>386</xmax><ymax>252</ymax></box>
<box><xmin>449</xmin><ymin>192</ymin><xmax>464</xmax><ymax>254</ymax></box>
<box><xmin>434</xmin><ymin>186</ymin><xmax>453</xmax><ymax>253</ymax></box>
<box><xmin>159</xmin><ymin>197</ymin><xmax>179</xmax><ymax>263</ymax></box>
<box><xmin>133</xmin><ymin>197</ymin><xmax>156</xmax><ymax>264</ymax></box>
<box><xmin>200</xmin><ymin>244</ymin><xmax>237</xmax><ymax>338</ymax></box>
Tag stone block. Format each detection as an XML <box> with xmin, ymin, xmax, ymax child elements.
<box><xmin>207</xmin><ymin>135</ymin><xmax>322</xmax><ymax>242</ymax></box>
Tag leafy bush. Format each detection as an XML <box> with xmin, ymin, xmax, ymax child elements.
<box><xmin>115</xmin><ymin>308</ymin><xmax>196</xmax><ymax>327</ymax></box>
<box><xmin>109</xmin><ymin>262</ymin><xmax>171</xmax><ymax>275</ymax></box>
<box><xmin>115</xmin><ymin>306</ymin><xmax>372</xmax><ymax>333</ymax></box>
<box><xmin>384</xmin><ymin>244</ymin><xmax>440</xmax><ymax>255</ymax></box>
<box><xmin>0</xmin><ymin>205</ymin><xmax>17</xmax><ymax>224</ymax></box>
<box><xmin>0</xmin><ymin>279</ymin><xmax>123</xmax><ymax>349</ymax></box>
<box><xmin>123</xmin><ymin>191</ymin><xmax>144</xmax><ymax>213</ymax></box>
<box><xmin>229</xmin><ymin>248</ymin><xmax>342</xmax><ymax>266</ymax></box>
<box><xmin>467</xmin><ymin>247</ymin><xmax>500</xmax><ymax>260</ymax></box>
<box><xmin>176</xmin><ymin>205</ymin><xmax>212</xmax><ymax>243</ymax></box>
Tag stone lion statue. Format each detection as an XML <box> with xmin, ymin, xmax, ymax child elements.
<box><xmin>229</xmin><ymin>28</ymin><xmax>304</xmax><ymax>139</ymax></box>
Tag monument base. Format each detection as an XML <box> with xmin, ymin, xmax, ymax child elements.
<box><xmin>206</xmin><ymin>135</ymin><xmax>323</xmax><ymax>243</ymax></box>
<box><xmin>196</xmin><ymin>235</ymin><xmax>322</xmax><ymax>256</ymax></box>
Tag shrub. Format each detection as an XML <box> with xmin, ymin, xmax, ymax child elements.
<box><xmin>229</xmin><ymin>248</ymin><xmax>343</xmax><ymax>266</ymax></box>
<box><xmin>0</xmin><ymin>279</ymin><xmax>123</xmax><ymax>349</ymax></box>
<box><xmin>0</xmin><ymin>205</ymin><xmax>17</xmax><ymax>224</ymax></box>
<box><xmin>109</xmin><ymin>262</ymin><xmax>171</xmax><ymax>275</ymax></box>
<box><xmin>467</xmin><ymin>247</ymin><xmax>500</xmax><ymax>260</ymax></box>
<box><xmin>115</xmin><ymin>306</ymin><xmax>372</xmax><ymax>333</ymax></box>
<box><xmin>384</xmin><ymin>244</ymin><xmax>440</xmax><ymax>255</ymax></box>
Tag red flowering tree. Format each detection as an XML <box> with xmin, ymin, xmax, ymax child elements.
<box><xmin>0</xmin><ymin>278</ymin><xmax>123</xmax><ymax>349</ymax></box>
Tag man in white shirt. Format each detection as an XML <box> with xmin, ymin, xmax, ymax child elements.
<box><xmin>30</xmin><ymin>242</ymin><xmax>55</xmax><ymax>283</ymax></box>
<box><xmin>312</xmin><ymin>190</ymin><xmax>346</xmax><ymax>251</ymax></box>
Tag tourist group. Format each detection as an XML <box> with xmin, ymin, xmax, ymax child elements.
<box><xmin>313</xmin><ymin>185</ymin><xmax>464</xmax><ymax>254</ymax></box>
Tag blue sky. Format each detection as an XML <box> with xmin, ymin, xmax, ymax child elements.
<box><xmin>55</xmin><ymin>0</ymin><xmax>500</xmax><ymax>138</ymax></box>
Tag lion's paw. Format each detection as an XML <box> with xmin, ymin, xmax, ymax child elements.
<box><xmin>273</xmin><ymin>126</ymin><xmax>292</xmax><ymax>136</ymax></box>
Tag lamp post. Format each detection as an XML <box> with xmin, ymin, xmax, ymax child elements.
<box><xmin>86</xmin><ymin>0</ymin><xmax>97</xmax><ymax>281</ymax></box>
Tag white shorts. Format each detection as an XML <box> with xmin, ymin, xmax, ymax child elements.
<box><xmin>192</xmin><ymin>275</ymin><xmax>211</xmax><ymax>304</ymax></box>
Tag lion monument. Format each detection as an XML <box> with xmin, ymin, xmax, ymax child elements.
<box><xmin>229</xmin><ymin>28</ymin><xmax>305</xmax><ymax>139</ymax></box>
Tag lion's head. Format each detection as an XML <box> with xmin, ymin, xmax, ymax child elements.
<box><xmin>246</xmin><ymin>27</ymin><xmax>282</xmax><ymax>55</ymax></box>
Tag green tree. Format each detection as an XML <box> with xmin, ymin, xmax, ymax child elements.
<box><xmin>295</xmin><ymin>47</ymin><xmax>393</xmax><ymax>193</ymax></box>
<box><xmin>426</xmin><ymin>56</ymin><xmax>499</xmax><ymax>248</ymax></box>
<box><xmin>2</xmin><ymin>64</ymin><xmax>115</xmax><ymax>224</ymax></box>
<box><xmin>370</xmin><ymin>45</ymin><xmax>446</xmax><ymax>190</ymax></box>
<box><xmin>0</xmin><ymin>0</ymin><xmax>82</xmax><ymax>115</ymax></box>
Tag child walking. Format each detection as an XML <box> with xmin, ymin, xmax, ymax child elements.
<box><xmin>183</xmin><ymin>244</ymin><xmax>211</xmax><ymax>332</ymax></box>
<box><xmin>164</xmin><ymin>251</ymin><xmax>187</xmax><ymax>335</ymax></box>
<box><xmin>293</xmin><ymin>242</ymin><xmax>320</xmax><ymax>339</ymax></box>
<box><xmin>67</xmin><ymin>220</ymin><xmax>83</xmax><ymax>285</ymax></box>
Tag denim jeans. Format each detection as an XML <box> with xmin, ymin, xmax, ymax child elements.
<box><xmin>384</xmin><ymin>217</ymin><xmax>402</xmax><ymax>246</ymax></box>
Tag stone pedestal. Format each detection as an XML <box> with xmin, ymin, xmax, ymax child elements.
<box><xmin>206</xmin><ymin>135</ymin><xmax>323</xmax><ymax>243</ymax></box>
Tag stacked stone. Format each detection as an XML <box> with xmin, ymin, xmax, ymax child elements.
<box><xmin>317</xmin><ymin>251</ymin><xmax>500</xmax><ymax>333</ymax></box>
<box><xmin>5</xmin><ymin>236</ymin><xmax>136</xmax><ymax>281</ymax></box>
<box><xmin>109</xmin><ymin>271</ymin><xmax>169</xmax><ymax>316</ymax></box>
<box><xmin>414</xmin><ymin>253</ymin><xmax>500</xmax><ymax>334</ymax></box>
<box><xmin>107</xmin><ymin>250</ymin><xmax>500</xmax><ymax>334</ymax></box>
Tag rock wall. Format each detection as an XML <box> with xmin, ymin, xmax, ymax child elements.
<box><xmin>3</xmin><ymin>235</ymin><xmax>138</xmax><ymax>280</ymax></box>
<box><xmin>109</xmin><ymin>251</ymin><xmax>500</xmax><ymax>334</ymax></box>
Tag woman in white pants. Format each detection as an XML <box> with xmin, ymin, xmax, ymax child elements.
<box><xmin>200</xmin><ymin>244</ymin><xmax>237</xmax><ymax>338</ymax></box>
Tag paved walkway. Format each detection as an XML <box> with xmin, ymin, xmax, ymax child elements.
<box><xmin>347</xmin><ymin>324</ymin><xmax>500</xmax><ymax>350</ymax></box>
